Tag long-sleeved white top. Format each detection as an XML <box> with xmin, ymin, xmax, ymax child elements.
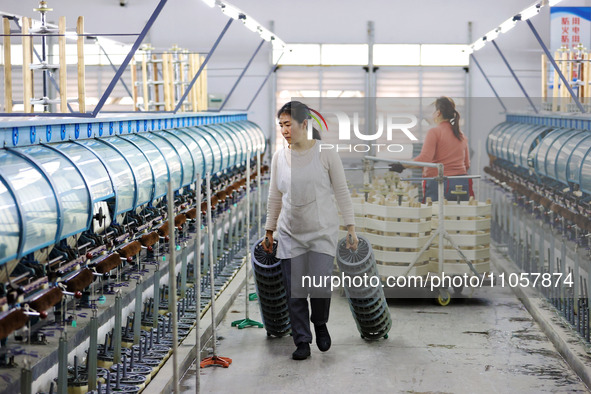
<box><xmin>265</xmin><ymin>141</ymin><xmax>355</xmax><ymax>259</ymax></box>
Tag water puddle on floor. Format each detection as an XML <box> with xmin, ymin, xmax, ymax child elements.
<box><xmin>426</xmin><ymin>344</ymin><xmax>456</xmax><ymax>349</ymax></box>
<box><xmin>462</xmin><ymin>330</ymin><xmax>490</xmax><ymax>336</ymax></box>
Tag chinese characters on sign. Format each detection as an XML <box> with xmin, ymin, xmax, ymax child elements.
<box><xmin>551</xmin><ymin>7</ymin><xmax>591</xmax><ymax>52</ymax></box>
<box><xmin>560</xmin><ymin>16</ymin><xmax>582</xmax><ymax>46</ymax></box>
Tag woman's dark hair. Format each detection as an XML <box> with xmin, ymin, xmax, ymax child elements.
<box><xmin>435</xmin><ymin>96</ymin><xmax>462</xmax><ymax>141</ymax></box>
<box><xmin>277</xmin><ymin>101</ymin><xmax>321</xmax><ymax>140</ymax></box>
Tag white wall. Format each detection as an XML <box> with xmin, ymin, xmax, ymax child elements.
<box><xmin>1</xmin><ymin>0</ymin><xmax>542</xmax><ymax>50</ymax></box>
<box><xmin>3</xmin><ymin>0</ymin><xmax>588</xmax><ymax>171</ymax></box>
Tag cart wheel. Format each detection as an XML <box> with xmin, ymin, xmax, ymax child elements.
<box><xmin>452</xmin><ymin>286</ymin><xmax>463</xmax><ymax>295</ymax></box>
<box><xmin>267</xmin><ymin>333</ymin><xmax>272</xmax><ymax>337</ymax></box>
<box><xmin>437</xmin><ymin>290</ymin><xmax>451</xmax><ymax>306</ymax></box>
<box><xmin>383</xmin><ymin>334</ymin><xmax>388</xmax><ymax>339</ymax></box>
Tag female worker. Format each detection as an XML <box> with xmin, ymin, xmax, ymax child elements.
<box><xmin>263</xmin><ymin>101</ymin><xmax>358</xmax><ymax>360</ymax></box>
<box><xmin>390</xmin><ymin>96</ymin><xmax>472</xmax><ymax>202</ymax></box>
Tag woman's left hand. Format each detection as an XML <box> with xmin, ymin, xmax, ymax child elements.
<box><xmin>346</xmin><ymin>227</ymin><xmax>358</xmax><ymax>251</ymax></box>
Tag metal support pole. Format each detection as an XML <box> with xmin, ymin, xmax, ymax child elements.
<box><xmin>88</xmin><ymin>312</ymin><xmax>98</xmax><ymax>390</ymax></box>
<box><xmin>466</xmin><ymin>21</ymin><xmax>473</xmax><ymax>143</ymax></box>
<box><xmin>181</xmin><ymin>246</ymin><xmax>188</xmax><ymax>299</ymax></box>
<box><xmin>153</xmin><ymin>268</ymin><xmax>160</xmax><ymax>328</ymax></box>
<box><xmin>134</xmin><ymin>280</ymin><xmax>141</xmax><ymax>345</ymax></box>
<box><xmin>367</xmin><ymin>21</ymin><xmax>377</xmax><ymax>156</ymax></box>
<box><xmin>257</xmin><ymin>151</ymin><xmax>262</xmax><ymax>239</ymax></box>
<box><xmin>40</xmin><ymin>9</ymin><xmax>49</xmax><ymax>112</ymax></box>
<box><xmin>194</xmin><ymin>176</ymin><xmax>201</xmax><ymax>393</ymax></box>
<box><xmin>30</xmin><ymin>47</ymin><xmax>75</xmax><ymax>113</ymax></box>
<box><xmin>200</xmin><ymin>173</ymin><xmax>232</xmax><ymax>367</ymax></box>
<box><xmin>245</xmin><ymin>155</ymin><xmax>251</xmax><ymax>319</ymax></box>
<box><xmin>57</xmin><ymin>334</ymin><xmax>67</xmax><ymax>394</ymax></box>
<box><xmin>470</xmin><ymin>54</ymin><xmax>507</xmax><ymax>112</ymax></box>
<box><xmin>268</xmin><ymin>20</ymin><xmax>278</xmax><ymax>155</ymax></box>
<box><xmin>219</xmin><ymin>39</ymin><xmax>266</xmax><ymax>111</ymax></box>
<box><xmin>491</xmin><ymin>40</ymin><xmax>538</xmax><ymax>113</ymax></box>
<box><xmin>207</xmin><ymin>173</ymin><xmax>217</xmax><ymax>353</ymax></box>
<box><xmin>174</xmin><ymin>19</ymin><xmax>233</xmax><ymax>113</ymax></box>
<box><xmin>233</xmin><ymin>197</ymin><xmax>241</xmax><ymax>251</ymax></box>
<box><xmin>219</xmin><ymin>212</ymin><xmax>226</xmax><ymax>255</ymax></box>
<box><xmin>212</xmin><ymin>218</ymin><xmax>219</xmax><ymax>263</ymax></box>
<box><xmin>96</xmin><ymin>40</ymin><xmax>135</xmax><ymax>101</ymax></box>
<box><xmin>245</xmin><ymin>55</ymin><xmax>283</xmax><ymax>111</ymax></box>
<box><xmin>526</xmin><ymin>19</ymin><xmax>586</xmax><ymax>113</ymax></box>
<box><xmin>231</xmin><ymin>155</ymin><xmax>263</xmax><ymax>329</ymax></box>
<box><xmin>538</xmin><ymin>222</ymin><xmax>545</xmax><ymax>273</ymax></box>
<box><xmin>114</xmin><ymin>293</ymin><xmax>122</xmax><ymax>365</ymax></box>
<box><xmin>92</xmin><ymin>0</ymin><xmax>169</xmax><ymax>117</ymax></box>
<box><xmin>20</xmin><ymin>361</ymin><xmax>32</xmax><ymax>394</ymax></box>
<box><xmin>227</xmin><ymin>198</ymin><xmax>234</xmax><ymax>249</ymax></box>
<box><xmin>167</xmin><ymin>180</ymin><xmax>179</xmax><ymax>394</ymax></box>
<box><xmin>437</xmin><ymin>164</ymin><xmax>445</xmax><ymax>275</ymax></box>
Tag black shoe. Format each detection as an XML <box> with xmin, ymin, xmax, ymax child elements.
<box><xmin>292</xmin><ymin>343</ymin><xmax>311</xmax><ymax>360</ymax></box>
<box><xmin>315</xmin><ymin>324</ymin><xmax>331</xmax><ymax>352</ymax></box>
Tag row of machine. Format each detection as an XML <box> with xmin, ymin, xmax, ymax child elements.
<box><xmin>483</xmin><ymin>114</ymin><xmax>591</xmax><ymax>343</ymax></box>
<box><xmin>0</xmin><ymin>113</ymin><xmax>268</xmax><ymax>393</ymax></box>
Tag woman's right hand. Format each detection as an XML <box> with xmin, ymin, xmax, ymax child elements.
<box><xmin>346</xmin><ymin>227</ymin><xmax>359</xmax><ymax>251</ymax></box>
<box><xmin>262</xmin><ymin>230</ymin><xmax>274</xmax><ymax>254</ymax></box>
<box><xmin>389</xmin><ymin>163</ymin><xmax>405</xmax><ymax>173</ymax></box>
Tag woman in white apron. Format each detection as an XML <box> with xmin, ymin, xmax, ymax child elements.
<box><xmin>264</xmin><ymin>101</ymin><xmax>358</xmax><ymax>360</ymax></box>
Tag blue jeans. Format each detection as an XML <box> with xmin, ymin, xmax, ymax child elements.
<box><xmin>423</xmin><ymin>177</ymin><xmax>473</xmax><ymax>203</ymax></box>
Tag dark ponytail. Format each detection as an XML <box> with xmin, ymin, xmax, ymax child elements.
<box><xmin>435</xmin><ymin>96</ymin><xmax>462</xmax><ymax>141</ymax></box>
<box><xmin>277</xmin><ymin>101</ymin><xmax>321</xmax><ymax>140</ymax></box>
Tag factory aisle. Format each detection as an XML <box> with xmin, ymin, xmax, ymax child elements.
<box><xmin>181</xmin><ymin>282</ymin><xmax>589</xmax><ymax>393</ymax></box>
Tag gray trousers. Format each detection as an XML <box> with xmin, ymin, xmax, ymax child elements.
<box><xmin>281</xmin><ymin>251</ymin><xmax>333</xmax><ymax>345</ymax></box>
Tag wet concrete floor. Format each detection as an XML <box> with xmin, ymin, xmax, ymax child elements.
<box><xmin>181</xmin><ymin>283</ymin><xmax>589</xmax><ymax>393</ymax></box>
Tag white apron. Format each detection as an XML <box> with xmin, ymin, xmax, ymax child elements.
<box><xmin>275</xmin><ymin>144</ymin><xmax>339</xmax><ymax>259</ymax></box>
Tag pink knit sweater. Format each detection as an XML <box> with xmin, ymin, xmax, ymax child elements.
<box><xmin>413</xmin><ymin>121</ymin><xmax>470</xmax><ymax>178</ymax></box>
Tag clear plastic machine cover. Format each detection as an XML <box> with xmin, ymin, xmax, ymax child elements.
<box><xmin>516</xmin><ymin>126</ymin><xmax>553</xmax><ymax>169</ymax></box>
<box><xmin>492</xmin><ymin>122</ymin><xmax>518</xmax><ymax>159</ymax></box>
<box><xmin>242</xmin><ymin>123</ymin><xmax>256</xmax><ymax>155</ymax></box>
<box><xmin>200</xmin><ymin>126</ymin><xmax>230</xmax><ymax>171</ymax></box>
<box><xmin>193</xmin><ymin>126</ymin><xmax>222</xmax><ymax>174</ymax></box>
<box><xmin>245</xmin><ymin>120</ymin><xmax>266</xmax><ymax>153</ymax></box>
<box><xmin>501</xmin><ymin>123</ymin><xmax>533</xmax><ymax>162</ymax></box>
<box><xmin>120</xmin><ymin>134</ymin><xmax>169</xmax><ymax>199</ymax></box>
<box><xmin>103</xmin><ymin>137</ymin><xmax>154</xmax><ymax>206</ymax></box>
<box><xmin>555</xmin><ymin>133</ymin><xmax>591</xmax><ymax>185</ymax></box>
<box><xmin>486</xmin><ymin>122</ymin><xmax>514</xmax><ymax>156</ymax></box>
<box><xmin>580</xmin><ymin>149</ymin><xmax>591</xmax><ymax>194</ymax></box>
<box><xmin>139</xmin><ymin>133</ymin><xmax>182</xmax><ymax>190</ymax></box>
<box><xmin>16</xmin><ymin>146</ymin><xmax>91</xmax><ymax>239</ymax></box>
<box><xmin>535</xmin><ymin>129</ymin><xmax>578</xmax><ymax>181</ymax></box>
<box><xmin>0</xmin><ymin>119</ymin><xmax>266</xmax><ymax>263</ymax></box>
<box><xmin>0</xmin><ymin>151</ymin><xmax>58</xmax><ymax>255</ymax></box>
<box><xmin>235</xmin><ymin>123</ymin><xmax>255</xmax><ymax>159</ymax></box>
<box><xmin>184</xmin><ymin>128</ymin><xmax>214</xmax><ymax>176</ymax></box>
<box><xmin>153</xmin><ymin>131</ymin><xmax>195</xmax><ymax>187</ymax></box>
<box><xmin>212</xmin><ymin>125</ymin><xmax>238</xmax><ymax>168</ymax></box>
<box><xmin>0</xmin><ymin>180</ymin><xmax>20</xmax><ymax>264</ymax></box>
<box><xmin>567</xmin><ymin>137</ymin><xmax>591</xmax><ymax>184</ymax></box>
<box><xmin>51</xmin><ymin>142</ymin><xmax>114</xmax><ymax>202</ymax></box>
<box><xmin>530</xmin><ymin>128</ymin><xmax>571</xmax><ymax>178</ymax></box>
<box><xmin>220</xmin><ymin>123</ymin><xmax>247</xmax><ymax>165</ymax></box>
<box><xmin>78</xmin><ymin>139</ymin><xmax>136</xmax><ymax>214</ymax></box>
<box><xmin>168</xmin><ymin>128</ymin><xmax>206</xmax><ymax>178</ymax></box>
